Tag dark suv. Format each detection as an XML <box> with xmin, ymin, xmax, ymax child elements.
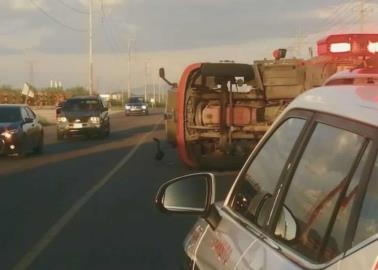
<box><xmin>57</xmin><ymin>96</ymin><xmax>110</xmax><ymax>140</ymax></box>
<box><xmin>124</xmin><ymin>97</ymin><xmax>149</xmax><ymax>116</ymax></box>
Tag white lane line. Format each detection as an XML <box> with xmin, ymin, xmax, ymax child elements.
<box><xmin>12</xmin><ymin>122</ymin><xmax>161</xmax><ymax>270</ymax></box>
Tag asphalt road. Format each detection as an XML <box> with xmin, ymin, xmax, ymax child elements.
<box><xmin>0</xmin><ymin>110</ymin><xmax>237</xmax><ymax>270</ymax></box>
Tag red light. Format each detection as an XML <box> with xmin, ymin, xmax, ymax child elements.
<box><xmin>317</xmin><ymin>34</ymin><xmax>378</xmax><ymax>57</ymax></box>
<box><xmin>272</xmin><ymin>49</ymin><xmax>287</xmax><ymax>60</ymax></box>
<box><xmin>330</xmin><ymin>43</ymin><xmax>351</xmax><ymax>53</ymax></box>
<box><xmin>368</xmin><ymin>42</ymin><xmax>378</xmax><ymax>53</ymax></box>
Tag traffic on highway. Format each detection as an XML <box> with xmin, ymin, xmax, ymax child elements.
<box><xmin>1</xmin><ymin>1</ymin><xmax>378</xmax><ymax>270</ymax></box>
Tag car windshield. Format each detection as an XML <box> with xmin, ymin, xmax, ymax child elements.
<box><xmin>128</xmin><ymin>97</ymin><xmax>144</xmax><ymax>103</ymax></box>
<box><xmin>0</xmin><ymin>107</ymin><xmax>21</xmax><ymax>123</ymax></box>
<box><xmin>63</xmin><ymin>99</ymin><xmax>101</xmax><ymax>111</ymax></box>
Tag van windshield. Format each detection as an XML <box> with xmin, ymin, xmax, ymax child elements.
<box><xmin>63</xmin><ymin>99</ymin><xmax>101</xmax><ymax>111</ymax></box>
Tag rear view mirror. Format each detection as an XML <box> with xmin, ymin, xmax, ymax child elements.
<box><xmin>274</xmin><ymin>206</ymin><xmax>298</xmax><ymax>241</ymax></box>
<box><xmin>155</xmin><ymin>173</ymin><xmax>215</xmax><ymax>215</ymax></box>
<box><xmin>24</xmin><ymin>117</ymin><xmax>33</xmax><ymax>124</ymax></box>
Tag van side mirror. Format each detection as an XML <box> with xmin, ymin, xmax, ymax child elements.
<box><xmin>24</xmin><ymin>117</ymin><xmax>34</xmax><ymax>124</ymax></box>
<box><xmin>155</xmin><ymin>173</ymin><xmax>215</xmax><ymax>215</ymax></box>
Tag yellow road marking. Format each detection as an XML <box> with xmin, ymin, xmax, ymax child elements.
<box><xmin>12</xmin><ymin>122</ymin><xmax>161</xmax><ymax>270</ymax></box>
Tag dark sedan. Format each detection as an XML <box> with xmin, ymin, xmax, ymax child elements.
<box><xmin>124</xmin><ymin>97</ymin><xmax>149</xmax><ymax>116</ymax></box>
<box><xmin>57</xmin><ymin>96</ymin><xmax>110</xmax><ymax>140</ymax></box>
<box><xmin>0</xmin><ymin>105</ymin><xmax>44</xmax><ymax>156</ymax></box>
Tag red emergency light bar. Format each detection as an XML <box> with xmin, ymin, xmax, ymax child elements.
<box><xmin>317</xmin><ymin>33</ymin><xmax>378</xmax><ymax>57</ymax></box>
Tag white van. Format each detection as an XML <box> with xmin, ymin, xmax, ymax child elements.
<box><xmin>155</xmin><ymin>84</ymin><xmax>378</xmax><ymax>270</ymax></box>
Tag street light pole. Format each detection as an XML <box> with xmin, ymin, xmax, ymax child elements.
<box><xmin>89</xmin><ymin>0</ymin><xmax>94</xmax><ymax>95</ymax></box>
<box><xmin>144</xmin><ymin>61</ymin><xmax>148</xmax><ymax>101</ymax></box>
<box><xmin>127</xmin><ymin>39</ymin><xmax>132</xmax><ymax>100</ymax></box>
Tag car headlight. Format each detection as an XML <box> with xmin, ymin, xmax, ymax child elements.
<box><xmin>1</xmin><ymin>129</ymin><xmax>17</xmax><ymax>139</ymax></box>
<box><xmin>142</xmin><ymin>105</ymin><xmax>147</xmax><ymax>109</ymax></box>
<box><xmin>57</xmin><ymin>116</ymin><xmax>67</xmax><ymax>123</ymax></box>
<box><xmin>89</xmin><ymin>116</ymin><xmax>100</xmax><ymax>124</ymax></box>
<box><xmin>125</xmin><ymin>105</ymin><xmax>131</xmax><ymax>109</ymax></box>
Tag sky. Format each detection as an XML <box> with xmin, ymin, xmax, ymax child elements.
<box><xmin>0</xmin><ymin>0</ymin><xmax>377</xmax><ymax>92</ymax></box>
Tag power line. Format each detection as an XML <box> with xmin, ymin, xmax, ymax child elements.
<box><xmin>55</xmin><ymin>0</ymin><xmax>89</xmax><ymax>15</ymax></box>
<box><xmin>29</xmin><ymin>0</ymin><xmax>87</xmax><ymax>32</ymax></box>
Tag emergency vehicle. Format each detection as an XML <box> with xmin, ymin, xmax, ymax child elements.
<box><xmin>155</xmin><ymin>81</ymin><xmax>378</xmax><ymax>270</ymax></box>
<box><xmin>160</xmin><ymin>33</ymin><xmax>378</xmax><ymax>169</ymax></box>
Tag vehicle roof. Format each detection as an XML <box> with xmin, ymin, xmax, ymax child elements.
<box><xmin>0</xmin><ymin>104</ymin><xmax>26</xmax><ymax>108</ymax></box>
<box><xmin>66</xmin><ymin>96</ymin><xmax>99</xmax><ymax>100</ymax></box>
<box><xmin>286</xmin><ymin>85</ymin><xmax>378</xmax><ymax>127</ymax></box>
<box><xmin>324</xmin><ymin>68</ymin><xmax>378</xmax><ymax>85</ymax></box>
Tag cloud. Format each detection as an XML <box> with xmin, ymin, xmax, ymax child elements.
<box><xmin>0</xmin><ymin>0</ymin><xmax>376</xmax><ymax>89</ymax></box>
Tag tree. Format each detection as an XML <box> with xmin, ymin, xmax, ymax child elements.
<box><xmin>65</xmin><ymin>86</ymin><xmax>89</xmax><ymax>97</ymax></box>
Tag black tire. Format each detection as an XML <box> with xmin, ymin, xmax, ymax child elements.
<box><xmin>105</xmin><ymin>125</ymin><xmax>110</xmax><ymax>138</ymax></box>
<box><xmin>99</xmin><ymin>126</ymin><xmax>110</xmax><ymax>139</ymax></box>
<box><xmin>33</xmin><ymin>133</ymin><xmax>44</xmax><ymax>154</ymax></box>
<box><xmin>145</xmin><ymin>110</ymin><xmax>149</xmax><ymax>115</ymax></box>
<box><xmin>16</xmin><ymin>135</ymin><xmax>28</xmax><ymax>158</ymax></box>
<box><xmin>57</xmin><ymin>131</ymin><xmax>64</xmax><ymax>141</ymax></box>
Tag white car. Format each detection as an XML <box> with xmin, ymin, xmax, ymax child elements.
<box><xmin>324</xmin><ymin>67</ymin><xmax>378</xmax><ymax>86</ymax></box>
<box><xmin>155</xmin><ymin>83</ymin><xmax>378</xmax><ymax>269</ymax></box>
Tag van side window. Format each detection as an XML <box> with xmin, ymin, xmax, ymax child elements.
<box><xmin>231</xmin><ymin>118</ymin><xmax>306</xmax><ymax>225</ymax></box>
<box><xmin>353</xmin><ymin>154</ymin><xmax>378</xmax><ymax>246</ymax></box>
<box><xmin>274</xmin><ymin>123</ymin><xmax>364</xmax><ymax>262</ymax></box>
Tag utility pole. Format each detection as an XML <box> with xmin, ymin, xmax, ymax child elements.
<box><xmin>144</xmin><ymin>61</ymin><xmax>148</xmax><ymax>101</ymax></box>
<box><xmin>89</xmin><ymin>0</ymin><xmax>94</xmax><ymax>95</ymax></box>
<box><xmin>359</xmin><ymin>0</ymin><xmax>366</xmax><ymax>32</ymax></box>
<box><xmin>127</xmin><ymin>39</ymin><xmax>133</xmax><ymax>100</ymax></box>
<box><xmin>152</xmin><ymin>66</ymin><xmax>156</xmax><ymax>106</ymax></box>
<box><xmin>158</xmin><ymin>80</ymin><xmax>161</xmax><ymax>104</ymax></box>
<box><xmin>27</xmin><ymin>61</ymin><xmax>35</xmax><ymax>86</ymax></box>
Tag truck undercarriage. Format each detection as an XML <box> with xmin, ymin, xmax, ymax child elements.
<box><xmin>183</xmin><ymin>63</ymin><xmax>297</xmax><ymax>169</ymax></box>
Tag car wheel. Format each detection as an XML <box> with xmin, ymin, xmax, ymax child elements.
<box><xmin>33</xmin><ymin>133</ymin><xmax>44</xmax><ymax>154</ymax></box>
<box><xmin>105</xmin><ymin>125</ymin><xmax>110</xmax><ymax>138</ymax></box>
<box><xmin>57</xmin><ymin>131</ymin><xmax>64</xmax><ymax>141</ymax></box>
<box><xmin>145</xmin><ymin>111</ymin><xmax>149</xmax><ymax>115</ymax></box>
<box><xmin>16</xmin><ymin>135</ymin><xmax>28</xmax><ymax>158</ymax></box>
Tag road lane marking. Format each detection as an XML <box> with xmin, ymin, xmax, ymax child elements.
<box><xmin>12</xmin><ymin>122</ymin><xmax>161</xmax><ymax>270</ymax></box>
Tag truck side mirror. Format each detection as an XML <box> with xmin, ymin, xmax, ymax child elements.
<box><xmin>159</xmin><ymin>68</ymin><xmax>165</xmax><ymax>79</ymax></box>
<box><xmin>159</xmin><ymin>67</ymin><xmax>177</xmax><ymax>88</ymax></box>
